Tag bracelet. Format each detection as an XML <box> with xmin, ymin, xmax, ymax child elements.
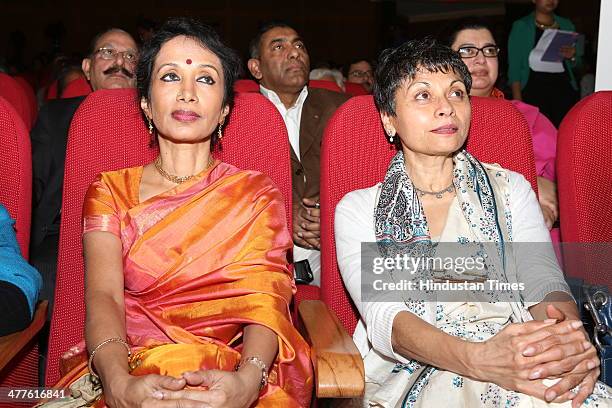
<box><xmin>87</xmin><ymin>337</ymin><xmax>131</xmax><ymax>378</ymax></box>
<box><xmin>235</xmin><ymin>356</ymin><xmax>269</xmax><ymax>390</ymax></box>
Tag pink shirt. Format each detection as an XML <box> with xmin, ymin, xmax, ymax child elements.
<box><xmin>511</xmin><ymin>100</ymin><xmax>558</xmax><ymax>181</ymax></box>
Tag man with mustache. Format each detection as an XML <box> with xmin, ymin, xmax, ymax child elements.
<box><xmin>248</xmin><ymin>23</ymin><xmax>349</xmax><ymax>286</ymax></box>
<box><xmin>30</xmin><ymin>28</ymin><xmax>138</xmax><ymax>324</ymax></box>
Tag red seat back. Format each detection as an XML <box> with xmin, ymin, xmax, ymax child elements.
<box><xmin>309</xmin><ymin>79</ymin><xmax>342</xmax><ymax>93</ymax></box>
<box><xmin>13</xmin><ymin>76</ymin><xmax>38</xmax><ymax>125</ymax></box>
<box><xmin>344</xmin><ymin>82</ymin><xmax>369</xmax><ymax>96</ymax></box>
<box><xmin>0</xmin><ymin>96</ymin><xmax>36</xmax><ymax>406</ymax></box>
<box><xmin>0</xmin><ymin>96</ymin><xmax>32</xmax><ymax>258</ymax></box>
<box><xmin>320</xmin><ymin>95</ymin><xmax>538</xmax><ymax>333</ymax></box>
<box><xmin>46</xmin><ymin>89</ymin><xmax>292</xmax><ymax>385</ymax></box>
<box><xmin>233</xmin><ymin>79</ymin><xmax>260</xmax><ymax>93</ymax></box>
<box><xmin>61</xmin><ymin>77</ymin><xmax>92</xmax><ymax>99</ymax></box>
<box><xmin>46</xmin><ymin>80</ymin><xmax>58</xmax><ymax>100</ymax></box>
<box><xmin>0</xmin><ymin>73</ymin><xmax>33</xmax><ymax>129</ymax></box>
<box><xmin>557</xmin><ymin>91</ymin><xmax>612</xmax><ymax>285</ymax></box>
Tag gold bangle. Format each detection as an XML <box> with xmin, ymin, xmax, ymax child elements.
<box><xmin>235</xmin><ymin>356</ymin><xmax>269</xmax><ymax>390</ymax></box>
<box><xmin>87</xmin><ymin>338</ymin><xmax>131</xmax><ymax>378</ymax></box>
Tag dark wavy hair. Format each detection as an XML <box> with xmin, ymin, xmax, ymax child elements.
<box><xmin>136</xmin><ymin>17</ymin><xmax>242</xmax><ymax>147</ymax></box>
<box><xmin>373</xmin><ymin>37</ymin><xmax>472</xmax><ymax>117</ymax></box>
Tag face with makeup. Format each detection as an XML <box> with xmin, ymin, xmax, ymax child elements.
<box><xmin>381</xmin><ymin>69</ymin><xmax>471</xmax><ymax>158</ymax></box>
<box><xmin>141</xmin><ymin>35</ymin><xmax>229</xmax><ymax>145</ymax></box>
<box><xmin>451</xmin><ymin>28</ymin><xmax>498</xmax><ymax>97</ymax></box>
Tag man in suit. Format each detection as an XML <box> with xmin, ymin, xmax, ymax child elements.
<box><xmin>248</xmin><ymin>22</ymin><xmax>349</xmax><ymax>285</ymax></box>
<box><xmin>30</xmin><ymin>28</ymin><xmax>138</xmax><ymax>317</ymax></box>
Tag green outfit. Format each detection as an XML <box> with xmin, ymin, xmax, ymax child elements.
<box><xmin>507</xmin><ymin>12</ymin><xmax>582</xmax><ymax>90</ymax></box>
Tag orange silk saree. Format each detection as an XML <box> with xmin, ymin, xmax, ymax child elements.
<box><xmin>55</xmin><ymin>161</ymin><xmax>313</xmax><ymax>407</ymax></box>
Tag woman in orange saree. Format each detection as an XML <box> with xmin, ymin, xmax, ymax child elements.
<box><xmin>44</xmin><ymin>17</ymin><xmax>312</xmax><ymax>408</ymax></box>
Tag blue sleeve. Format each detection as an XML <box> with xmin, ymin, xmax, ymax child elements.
<box><xmin>0</xmin><ymin>206</ymin><xmax>42</xmax><ymax>317</ymax></box>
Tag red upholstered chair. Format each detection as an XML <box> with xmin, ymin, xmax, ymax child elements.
<box><xmin>344</xmin><ymin>82</ymin><xmax>369</xmax><ymax>96</ymax></box>
<box><xmin>233</xmin><ymin>79</ymin><xmax>260</xmax><ymax>93</ymax></box>
<box><xmin>61</xmin><ymin>77</ymin><xmax>92</xmax><ymax>99</ymax></box>
<box><xmin>45</xmin><ymin>89</ymin><xmax>295</xmax><ymax>386</ymax></box>
<box><xmin>557</xmin><ymin>91</ymin><xmax>612</xmax><ymax>285</ymax></box>
<box><xmin>45</xmin><ymin>80</ymin><xmax>59</xmax><ymax>100</ymax></box>
<box><xmin>0</xmin><ymin>97</ymin><xmax>47</xmax><ymax>407</ymax></box>
<box><xmin>0</xmin><ymin>73</ymin><xmax>33</xmax><ymax>130</ymax></box>
<box><xmin>298</xmin><ymin>95</ymin><xmax>538</xmax><ymax>399</ymax></box>
<box><xmin>13</xmin><ymin>76</ymin><xmax>38</xmax><ymax>125</ymax></box>
<box><xmin>308</xmin><ymin>79</ymin><xmax>343</xmax><ymax>93</ymax></box>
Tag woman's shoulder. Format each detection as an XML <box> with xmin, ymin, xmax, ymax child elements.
<box><xmin>481</xmin><ymin>163</ymin><xmax>534</xmax><ymax>195</ymax></box>
<box><xmin>337</xmin><ymin>183</ymin><xmax>381</xmax><ymax>216</ymax></box>
<box><xmin>216</xmin><ymin>162</ymin><xmax>284</xmax><ymax>199</ymax></box>
<box><xmin>555</xmin><ymin>14</ymin><xmax>575</xmax><ymax>30</ymax></box>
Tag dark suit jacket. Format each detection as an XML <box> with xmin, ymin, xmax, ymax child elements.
<box><xmin>30</xmin><ymin>96</ymin><xmax>85</xmax><ymax>249</ymax></box>
<box><xmin>291</xmin><ymin>88</ymin><xmax>349</xmax><ymax>208</ymax></box>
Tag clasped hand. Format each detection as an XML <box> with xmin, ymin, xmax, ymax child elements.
<box><xmin>472</xmin><ymin>305</ymin><xmax>599</xmax><ymax>408</ymax></box>
<box><xmin>107</xmin><ymin>367</ymin><xmax>261</xmax><ymax>408</ymax></box>
<box><xmin>293</xmin><ymin>197</ymin><xmax>320</xmax><ymax>250</ymax></box>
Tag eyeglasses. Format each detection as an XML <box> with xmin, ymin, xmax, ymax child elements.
<box><xmin>348</xmin><ymin>69</ymin><xmax>373</xmax><ymax>79</ymax></box>
<box><xmin>95</xmin><ymin>47</ymin><xmax>138</xmax><ymax>63</ymax></box>
<box><xmin>457</xmin><ymin>46</ymin><xmax>500</xmax><ymax>58</ymax></box>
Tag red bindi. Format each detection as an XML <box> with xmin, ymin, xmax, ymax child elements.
<box><xmin>186</xmin><ymin>59</ymin><xmax>192</xmax><ymax>65</ymax></box>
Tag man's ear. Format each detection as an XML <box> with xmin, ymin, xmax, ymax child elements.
<box><xmin>81</xmin><ymin>58</ymin><xmax>92</xmax><ymax>81</ymax></box>
<box><xmin>247</xmin><ymin>58</ymin><xmax>263</xmax><ymax>80</ymax></box>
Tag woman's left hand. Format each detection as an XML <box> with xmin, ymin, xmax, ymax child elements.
<box><xmin>152</xmin><ymin>369</ymin><xmax>261</xmax><ymax>408</ymax></box>
<box><xmin>560</xmin><ymin>45</ymin><xmax>576</xmax><ymax>60</ymax></box>
<box><xmin>537</xmin><ymin>177</ymin><xmax>558</xmax><ymax>229</ymax></box>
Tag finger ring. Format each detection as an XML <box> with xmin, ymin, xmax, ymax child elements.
<box><xmin>314</xmin><ymin>202</ymin><xmax>320</xmax><ymax>209</ymax></box>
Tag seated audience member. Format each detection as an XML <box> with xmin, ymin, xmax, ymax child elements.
<box><xmin>30</xmin><ymin>28</ymin><xmax>138</xmax><ymax>317</ymax></box>
<box><xmin>448</xmin><ymin>20</ymin><xmax>559</xmax><ymax>231</ymax></box>
<box><xmin>247</xmin><ymin>22</ymin><xmax>349</xmax><ymax>285</ymax></box>
<box><xmin>39</xmin><ymin>17</ymin><xmax>312</xmax><ymax>408</ymax></box>
<box><xmin>335</xmin><ymin>38</ymin><xmax>611</xmax><ymax>407</ymax></box>
<box><xmin>56</xmin><ymin>61</ymin><xmax>88</xmax><ymax>98</ymax></box>
<box><xmin>309</xmin><ymin>67</ymin><xmax>345</xmax><ymax>91</ymax></box>
<box><xmin>0</xmin><ymin>204</ymin><xmax>42</xmax><ymax>336</ymax></box>
<box><xmin>346</xmin><ymin>59</ymin><xmax>374</xmax><ymax>93</ymax></box>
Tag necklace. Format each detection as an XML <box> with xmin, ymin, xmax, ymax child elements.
<box><xmin>535</xmin><ymin>19</ymin><xmax>559</xmax><ymax>30</ymax></box>
<box><xmin>413</xmin><ymin>182</ymin><xmax>455</xmax><ymax>199</ymax></box>
<box><xmin>154</xmin><ymin>155</ymin><xmax>214</xmax><ymax>184</ymax></box>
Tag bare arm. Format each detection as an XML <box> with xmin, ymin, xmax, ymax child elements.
<box><xmin>84</xmin><ymin>231</ymin><xmax>131</xmax><ymax>390</ymax></box>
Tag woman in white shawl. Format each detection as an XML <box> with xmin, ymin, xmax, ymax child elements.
<box><xmin>335</xmin><ymin>38</ymin><xmax>610</xmax><ymax>408</ymax></box>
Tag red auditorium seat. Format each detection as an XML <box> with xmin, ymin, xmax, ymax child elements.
<box><xmin>45</xmin><ymin>89</ymin><xmax>295</xmax><ymax>386</ymax></box>
<box><xmin>60</xmin><ymin>77</ymin><xmax>92</xmax><ymax>99</ymax></box>
<box><xmin>233</xmin><ymin>79</ymin><xmax>260</xmax><ymax>93</ymax></box>
<box><xmin>344</xmin><ymin>82</ymin><xmax>368</xmax><ymax>96</ymax></box>
<box><xmin>45</xmin><ymin>80</ymin><xmax>58</xmax><ymax>100</ymax></box>
<box><xmin>309</xmin><ymin>79</ymin><xmax>343</xmax><ymax>93</ymax></box>
<box><xmin>297</xmin><ymin>95</ymin><xmax>538</xmax><ymax>400</ymax></box>
<box><xmin>13</xmin><ymin>76</ymin><xmax>38</xmax><ymax>125</ymax></box>
<box><xmin>557</xmin><ymin>91</ymin><xmax>612</xmax><ymax>285</ymax></box>
<box><xmin>0</xmin><ymin>73</ymin><xmax>33</xmax><ymax>129</ymax></box>
<box><xmin>0</xmin><ymin>96</ymin><xmax>47</xmax><ymax>408</ymax></box>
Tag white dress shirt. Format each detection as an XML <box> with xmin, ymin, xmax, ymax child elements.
<box><xmin>259</xmin><ymin>85</ymin><xmax>308</xmax><ymax>160</ymax></box>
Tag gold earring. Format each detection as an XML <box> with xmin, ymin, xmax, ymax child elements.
<box><xmin>217</xmin><ymin>124</ymin><xmax>223</xmax><ymax>141</ymax></box>
<box><xmin>148</xmin><ymin>118</ymin><xmax>154</xmax><ymax>135</ymax></box>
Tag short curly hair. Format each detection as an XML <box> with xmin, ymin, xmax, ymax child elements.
<box><xmin>373</xmin><ymin>37</ymin><xmax>472</xmax><ymax>117</ymax></box>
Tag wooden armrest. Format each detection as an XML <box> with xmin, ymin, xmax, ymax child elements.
<box><xmin>0</xmin><ymin>300</ymin><xmax>48</xmax><ymax>371</ymax></box>
<box><xmin>298</xmin><ymin>300</ymin><xmax>364</xmax><ymax>399</ymax></box>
